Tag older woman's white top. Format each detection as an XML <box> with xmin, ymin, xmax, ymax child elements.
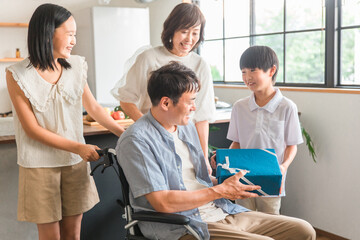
<box><xmin>111</xmin><ymin>46</ymin><xmax>216</xmax><ymax>123</ymax></box>
<box><xmin>6</xmin><ymin>55</ymin><xmax>87</xmax><ymax>168</ymax></box>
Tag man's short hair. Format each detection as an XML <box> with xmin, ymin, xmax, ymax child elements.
<box><xmin>147</xmin><ymin>61</ymin><xmax>200</xmax><ymax>106</ymax></box>
<box><xmin>240</xmin><ymin>45</ymin><xmax>279</xmax><ymax>83</ymax></box>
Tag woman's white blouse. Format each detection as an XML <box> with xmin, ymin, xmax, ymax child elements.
<box><xmin>111</xmin><ymin>46</ymin><xmax>216</xmax><ymax>123</ymax></box>
<box><xmin>7</xmin><ymin>55</ymin><xmax>87</xmax><ymax>168</ymax></box>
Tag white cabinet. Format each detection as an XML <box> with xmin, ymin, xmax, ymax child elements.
<box><xmin>73</xmin><ymin>7</ymin><xmax>150</xmax><ymax>106</ymax></box>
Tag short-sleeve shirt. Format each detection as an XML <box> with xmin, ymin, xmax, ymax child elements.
<box><xmin>111</xmin><ymin>46</ymin><xmax>216</xmax><ymax>123</ymax></box>
<box><xmin>6</xmin><ymin>55</ymin><xmax>87</xmax><ymax>168</ymax></box>
<box><xmin>116</xmin><ymin>111</ymin><xmax>248</xmax><ymax>240</ymax></box>
<box><xmin>227</xmin><ymin>89</ymin><xmax>303</xmax><ymax>196</ymax></box>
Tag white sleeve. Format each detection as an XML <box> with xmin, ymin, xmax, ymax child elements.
<box><xmin>193</xmin><ymin>60</ymin><xmax>216</xmax><ymax>123</ymax></box>
<box><xmin>110</xmin><ymin>48</ymin><xmax>152</xmax><ymax>106</ymax></box>
<box><xmin>284</xmin><ymin>102</ymin><xmax>303</xmax><ymax>145</ymax></box>
<box><xmin>226</xmin><ymin>104</ymin><xmax>240</xmax><ymax>143</ymax></box>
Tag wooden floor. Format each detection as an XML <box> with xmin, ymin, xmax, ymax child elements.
<box><xmin>315</xmin><ymin>228</ymin><xmax>348</xmax><ymax>240</ymax></box>
<box><xmin>317</xmin><ymin>237</ymin><xmax>332</xmax><ymax>240</ymax></box>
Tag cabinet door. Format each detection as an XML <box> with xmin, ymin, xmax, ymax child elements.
<box><xmin>92</xmin><ymin>7</ymin><xmax>150</xmax><ymax>106</ymax></box>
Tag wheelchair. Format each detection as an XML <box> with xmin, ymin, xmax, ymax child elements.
<box><xmin>91</xmin><ymin>148</ymin><xmax>202</xmax><ymax>240</ymax></box>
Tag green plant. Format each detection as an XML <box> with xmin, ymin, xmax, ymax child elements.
<box><xmin>301</xmin><ymin>126</ymin><xmax>317</xmax><ymax>163</ymax></box>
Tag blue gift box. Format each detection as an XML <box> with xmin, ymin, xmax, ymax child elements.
<box><xmin>216</xmin><ymin>149</ymin><xmax>282</xmax><ymax>196</ymax></box>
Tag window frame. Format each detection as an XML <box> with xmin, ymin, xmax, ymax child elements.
<box><xmin>199</xmin><ymin>0</ymin><xmax>359</xmax><ymax>89</ymax></box>
<box><xmin>336</xmin><ymin>0</ymin><xmax>360</xmax><ymax>88</ymax></box>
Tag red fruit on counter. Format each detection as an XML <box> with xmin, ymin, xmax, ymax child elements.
<box><xmin>111</xmin><ymin>111</ymin><xmax>125</xmax><ymax>120</ymax></box>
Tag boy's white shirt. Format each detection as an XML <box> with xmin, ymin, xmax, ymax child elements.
<box><xmin>227</xmin><ymin>88</ymin><xmax>303</xmax><ymax>196</ymax></box>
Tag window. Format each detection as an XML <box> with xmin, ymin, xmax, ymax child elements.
<box><xmin>199</xmin><ymin>0</ymin><xmax>360</xmax><ymax>88</ymax></box>
<box><xmin>339</xmin><ymin>0</ymin><xmax>360</xmax><ymax>86</ymax></box>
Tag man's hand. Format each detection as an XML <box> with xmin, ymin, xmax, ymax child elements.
<box><xmin>212</xmin><ymin>170</ymin><xmax>260</xmax><ymax>200</ymax></box>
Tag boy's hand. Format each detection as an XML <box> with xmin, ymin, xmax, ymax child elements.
<box><xmin>210</xmin><ymin>151</ymin><xmax>217</xmax><ymax>169</ymax></box>
<box><xmin>279</xmin><ymin>164</ymin><xmax>287</xmax><ymax>194</ymax></box>
<box><xmin>210</xmin><ymin>175</ymin><xmax>218</xmax><ymax>185</ymax></box>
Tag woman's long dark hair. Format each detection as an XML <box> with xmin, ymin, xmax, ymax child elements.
<box><xmin>27</xmin><ymin>3</ymin><xmax>72</xmax><ymax>71</ymax></box>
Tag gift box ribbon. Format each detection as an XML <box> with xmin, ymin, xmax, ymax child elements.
<box><xmin>217</xmin><ymin>152</ymin><xmax>271</xmax><ymax>196</ymax></box>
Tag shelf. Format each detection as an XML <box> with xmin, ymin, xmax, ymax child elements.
<box><xmin>0</xmin><ymin>22</ymin><xmax>28</xmax><ymax>27</ymax></box>
<box><xmin>0</xmin><ymin>23</ymin><xmax>27</xmax><ymax>62</ymax></box>
<box><xmin>0</xmin><ymin>58</ymin><xmax>24</xmax><ymax>63</ymax></box>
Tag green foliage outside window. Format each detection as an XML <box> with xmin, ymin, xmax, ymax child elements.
<box><xmin>210</xmin><ymin>65</ymin><xmax>223</xmax><ymax>81</ymax></box>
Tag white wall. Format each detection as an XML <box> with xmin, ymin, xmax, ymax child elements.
<box><xmin>0</xmin><ymin>27</ymin><xmax>27</xmax><ymax>113</ymax></box>
<box><xmin>214</xmin><ymin>86</ymin><xmax>360</xmax><ymax>239</ymax></box>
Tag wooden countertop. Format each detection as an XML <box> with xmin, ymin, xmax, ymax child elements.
<box><xmin>0</xmin><ymin>135</ymin><xmax>15</xmax><ymax>144</ymax></box>
<box><xmin>0</xmin><ymin>124</ymin><xmax>123</xmax><ymax>144</ymax></box>
<box><xmin>0</xmin><ymin>110</ymin><xmax>231</xmax><ymax>144</ymax></box>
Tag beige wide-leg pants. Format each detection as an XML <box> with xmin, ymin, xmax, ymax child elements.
<box><xmin>179</xmin><ymin>211</ymin><xmax>316</xmax><ymax>240</ymax></box>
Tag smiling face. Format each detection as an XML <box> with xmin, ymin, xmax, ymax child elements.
<box><xmin>170</xmin><ymin>25</ymin><xmax>201</xmax><ymax>57</ymax></box>
<box><xmin>52</xmin><ymin>16</ymin><xmax>76</xmax><ymax>59</ymax></box>
<box><xmin>242</xmin><ymin>67</ymin><xmax>276</xmax><ymax>93</ymax></box>
<box><xmin>168</xmin><ymin>91</ymin><xmax>197</xmax><ymax>126</ymax></box>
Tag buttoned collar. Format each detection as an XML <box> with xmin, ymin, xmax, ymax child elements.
<box><xmin>248</xmin><ymin>88</ymin><xmax>283</xmax><ymax>113</ymax></box>
<box><xmin>146</xmin><ymin>111</ymin><xmax>172</xmax><ymax>138</ymax></box>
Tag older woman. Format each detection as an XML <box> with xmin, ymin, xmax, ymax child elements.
<box><xmin>112</xmin><ymin>3</ymin><xmax>215</xmax><ymax>173</ymax></box>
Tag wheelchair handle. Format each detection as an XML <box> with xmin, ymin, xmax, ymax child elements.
<box><xmin>90</xmin><ymin>148</ymin><xmax>117</xmax><ymax>176</ymax></box>
<box><xmin>96</xmin><ymin>149</ymin><xmax>104</xmax><ymax>157</ymax></box>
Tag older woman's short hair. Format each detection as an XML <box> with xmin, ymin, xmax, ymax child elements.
<box><xmin>27</xmin><ymin>3</ymin><xmax>72</xmax><ymax>71</ymax></box>
<box><xmin>161</xmin><ymin>3</ymin><xmax>206</xmax><ymax>52</ymax></box>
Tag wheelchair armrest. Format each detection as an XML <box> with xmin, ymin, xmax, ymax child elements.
<box><xmin>131</xmin><ymin>211</ymin><xmax>190</xmax><ymax>225</ymax></box>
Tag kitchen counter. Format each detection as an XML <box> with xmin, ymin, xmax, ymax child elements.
<box><xmin>0</xmin><ymin>109</ymin><xmax>231</xmax><ymax>144</ymax></box>
<box><xmin>0</xmin><ymin>124</ymin><xmax>124</xmax><ymax>144</ymax></box>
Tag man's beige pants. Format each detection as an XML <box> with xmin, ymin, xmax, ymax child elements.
<box><xmin>179</xmin><ymin>211</ymin><xmax>316</xmax><ymax>240</ymax></box>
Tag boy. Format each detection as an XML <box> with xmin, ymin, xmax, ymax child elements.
<box><xmin>224</xmin><ymin>46</ymin><xmax>302</xmax><ymax>215</ymax></box>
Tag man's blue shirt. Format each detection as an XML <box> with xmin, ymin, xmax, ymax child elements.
<box><xmin>116</xmin><ymin>111</ymin><xmax>248</xmax><ymax>240</ymax></box>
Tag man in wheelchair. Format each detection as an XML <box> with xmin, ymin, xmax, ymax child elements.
<box><xmin>116</xmin><ymin>61</ymin><xmax>316</xmax><ymax>240</ymax></box>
